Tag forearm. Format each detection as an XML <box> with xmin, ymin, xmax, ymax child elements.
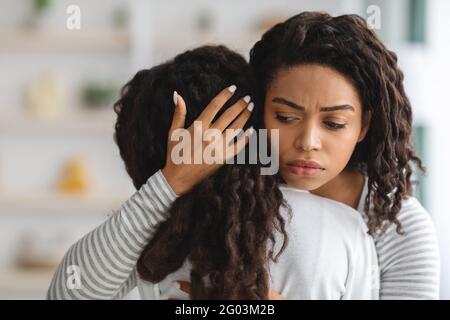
<box><xmin>46</xmin><ymin>170</ymin><xmax>178</xmax><ymax>299</ymax></box>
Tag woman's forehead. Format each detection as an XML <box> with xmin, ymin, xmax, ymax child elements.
<box><xmin>266</xmin><ymin>65</ymin><xmax>361</xmax><ymax>111</ymax></box>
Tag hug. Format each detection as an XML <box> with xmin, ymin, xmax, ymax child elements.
<box><xmin>47</xmin><ymin>11</ymin><xmax>439</xmax><ymax>300</ymax></box>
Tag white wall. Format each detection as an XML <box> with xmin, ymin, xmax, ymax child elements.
<box><xmin>424</xmin><ymin>0</ymin><xmax>450</xmax><ymax>300</ymax></box>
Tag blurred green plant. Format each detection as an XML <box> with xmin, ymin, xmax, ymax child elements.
<box><xmin>112</xmin><ymin>6</ymin><xmax>130</xmax><ymax>29</ymax></box>
<box><xmin>196</xmin><ymin>9</ymin><xmax>214</xmax><ymax>31</ymax></box>
<box><xmin>81</xmin><ymin>82</ymin><xmax>118</xmax><ymax>109</ymax></box>
<box><xmin>33</xmin><ymin>0</ymin><xmax>52</xmax><ymax>14</ymax></box>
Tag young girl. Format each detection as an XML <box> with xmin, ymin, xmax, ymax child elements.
<box><xmin>47</xmin><ymin>45</ymin><xmax>379</xmax><ymax>300</ymax></box>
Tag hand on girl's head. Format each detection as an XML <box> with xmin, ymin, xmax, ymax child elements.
<box><xmin>162</xmin><ymin>85</ymin><xmax>255</xmax><ymax>196</ymax></box>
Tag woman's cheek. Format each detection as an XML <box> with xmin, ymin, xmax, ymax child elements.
<box><xmin>325</xmin><ymin>132</ymin><xmax>358</xmax><ymax>164</ymax></box>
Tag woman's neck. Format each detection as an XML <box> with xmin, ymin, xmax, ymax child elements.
<box><xmin>310</xmin><ymin>169</ymin><xmax>365</xmax><ymax>210</ymax></box>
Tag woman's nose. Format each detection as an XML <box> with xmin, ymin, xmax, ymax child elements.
<box><xmin>294</xmin><ymin>123</ymin><xmax>321</xmax><ymax>152</ymax></box>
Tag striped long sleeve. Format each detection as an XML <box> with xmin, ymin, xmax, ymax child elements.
<box><xmin>46</xmin><ymin>170</ymin><xmax>178</xmax><ymax>299</ymax></box>
<box><xmin>374</xmin><ymin>197</ymin><xmax>440</xmax><ymax>300</ymax></box>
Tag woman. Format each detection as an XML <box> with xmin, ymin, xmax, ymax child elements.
<box><xmin>247</xmin><ymin>12</ymin><xmax>440</xmax><ymax>299</ymax></box>
<box><xmin>48</xmin><ymin>11</ymin><xmax>439</xmax><ymax>300</ymax></box>
<box><xmin>47</xmin><ymin>45</ymin><xmax>379</xmax><ymax>300</ymax></box>
<box><xmin>170</xmin><ymin>11</ymin><xmax>439</xmax><ymax>299</ymax></box>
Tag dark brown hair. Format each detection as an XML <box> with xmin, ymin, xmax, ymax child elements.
<box><xmin>113</xmin><ymin>45</ymin><xmax>291</xmax><ymax>299</ymax></box>
<box><xmin>249</xmin><ymin>12</ymin><xmax>424</xmax><ymax>234</ymax></box>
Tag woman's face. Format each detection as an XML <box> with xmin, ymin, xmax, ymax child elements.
<box><xmin>264</xmin><ymin>64</ymin><xmax>370</xmax><ymax>191</ymax></box>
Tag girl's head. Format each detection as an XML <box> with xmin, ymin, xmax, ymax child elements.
<box><xmin>113</xmin><ymin>45</ymin><xmax>290</xmax><ymax>299</ymax></box>
<box><xmin>114</xmin><ymin>45</ymin><xmax>257</xmax><ymax>190</ymax></box>
<box><xmin>250</xmin><ymin>12</ymin><xmax>424</xmax><ymax>233</ymax></box>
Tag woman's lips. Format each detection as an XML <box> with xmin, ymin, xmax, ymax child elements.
<box><xmin>286</xmin><ymin>159</ymin><xmax>325</xmax><ymax>176</ymax></box>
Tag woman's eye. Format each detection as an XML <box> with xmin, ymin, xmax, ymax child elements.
<box><xmin>324</xmin><ymin>121</ymin><xmax>347</xmax><ymax>130</ymax></box>
<box><xmin>275</xmin><ymin>114</ymin><xmax>298</xmax><ymax>123</ymax></box>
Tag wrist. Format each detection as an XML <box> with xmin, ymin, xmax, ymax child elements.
<box><xmin>161</xmin><ymin>166</ymin><xmax>186</xmax><ymax>196</ymax></box>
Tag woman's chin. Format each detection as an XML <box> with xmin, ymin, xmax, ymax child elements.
<box><xmin>281</xmin><ymin>172</ymin><xmax>326</xmax><ymax>191</ymax></box>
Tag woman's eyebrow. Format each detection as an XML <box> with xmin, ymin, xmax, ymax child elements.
<box><xmin>272</xmin><ymin>97</ymin><xmax>304</xmax><ymax>110</ymax></box>
<box><xmin>272</xmin><ymin>97</ymin><xmax>354</xmax><ymax>112</ymax></box>
<box><xmin>320</xmin><ymin>105</ymin><xmax>355</xmax><ymax>112</ymax></box>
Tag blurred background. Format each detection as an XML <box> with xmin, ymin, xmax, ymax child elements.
<box><xmin>0</xmin><ymin>0</ymin><xmax>448</xmax><ymax>299</ymax></box>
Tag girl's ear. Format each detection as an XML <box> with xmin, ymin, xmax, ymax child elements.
<box><xmin>358</xmin><ymin>110</ymin><xmax>372</xmax><ymax>142</ymax></box>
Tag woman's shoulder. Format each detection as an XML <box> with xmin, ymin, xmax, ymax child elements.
<box><xmin>399</xmin><ymin>195</ymin><xmax>429</xmax><ymax>217</ymax></box>
<box><xmin>357</xmin><ymin>177</ymin><xmax>434</xmax><ymax>232</ymax></box>
<box><xmin>382</xmin><ymin>195</ymin><xmax>435</xmax><ymax>237</ymax></box>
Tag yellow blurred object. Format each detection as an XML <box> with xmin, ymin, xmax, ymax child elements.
<box><xmin>58</xmin><ymin>158</ymin><xmax>90</xmax><ymax>194</ymax></box>
<box><xmin>26</xmin><ymin>71</ymin><xmax>66</xmax><ymax>119</ymax></box>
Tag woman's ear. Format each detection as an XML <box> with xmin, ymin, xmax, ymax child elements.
<box><xmin>358</xmin><ymin>110</ymin><xmax>372</xmax><ymax>142</ymax></box>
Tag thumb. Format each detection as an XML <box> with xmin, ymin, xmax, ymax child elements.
<box><xmin>169</xmin><ymin>91</ymin><xmax>187</xmax><ymax>133</ymax></box>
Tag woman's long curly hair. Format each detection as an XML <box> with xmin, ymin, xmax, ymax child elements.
<box><xmin>249</xmin><ymin>12</ymin><xmax>424</xmax><ymax>235</ymax></box>
<box><xmin>113</xmin><ymin>45</ymin><xmax>291</xmax><ymax>299</ymax></box>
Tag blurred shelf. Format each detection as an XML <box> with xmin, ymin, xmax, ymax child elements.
<box><xmin>0</xmin><ymin>268</ymin><xmax>55</xmax><ymax>298</ymax></box>
<box><xmin>151</xmin><ymin>31</ymin><xmax>262</xmax><ymax>51</ymax></box>
<box><xmin>0</xmin><ymin>29</ymin><xmax>130</xmax><ymax>52</ymax></box>
<box><xmin>0</xmin><ymin>268</ymin><xmax>141</xmax><ymax>299</ymax></box>
<box><xmin>0</xmin><ymin>111</ymin><xmax>116</xmax><ymax>134</ymax></box>
<box><xmin>0</xmin><ymin>193</ymin><xmax>127</xmax><ymax>215</ymax></box>
<box><xmin>0</xmin><ymin>29</ymin><xmax>261</xmax><ymax>53</ymax></box>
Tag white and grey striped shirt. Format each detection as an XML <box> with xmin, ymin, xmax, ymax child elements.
<box><xmin>46</xmin><ymin>170</ymin><xmax>440</xmax><ymax>300</ymax></box>
<box><xmin>357</xmin><ymin>178</ymin><xmax>440</xmax><ymax>299</ymax></box>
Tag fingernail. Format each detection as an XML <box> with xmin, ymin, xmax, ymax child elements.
<box><xmin>173</xmin><ymin>91</ymin><xmax>178</xmax><ymax>105</ymax></box>
<box><xmin>247</xmin><ymin>102</ymin><xmax>254</xmax><ymax>112</ymax></box>
<box><xmin>243</xmin><ymin>95</ymin><xmax>251</xmax><ymax>103</ymax></box>
<box><xmin>176</xmin><ymin>281</ymin><xmax>181</xmax><ymax>289</ymax></box>
<box><xmin>247</xmin><ymin>126</ymin><xmax>255</xmax><ymax>136</ymax></box>
<box><xmin>228</xmin><ymin>85</ymin><xmax>237</xmax><ymax>93</ymax></box>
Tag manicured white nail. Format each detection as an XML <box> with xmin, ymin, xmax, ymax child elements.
<box><xmin>247</xmin><ymin>102</ymin><xmax>254</xmax><ymax>112</ymax></box>
<box><xmin>247</xmin><ymin>126</ymin><xmax>255</xmax><ymax>135</ymax></box>
<box><xmin>243</xmin><ymin>95</ymin><xmax>251</xmax><ymax>103</ymax></box>
<box><xmin>173</xmin><ymin>91</ymin><xmax>178</xmax><ymax>105</ymax></box>
<box><xmin>228</xmin><ymin>85</ymin><xmax>237</xmax><ymax>93</ymax></box>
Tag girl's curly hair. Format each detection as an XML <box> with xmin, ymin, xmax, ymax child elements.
<box><xmin>113</xmin><ymin>45</ymin><xmax>291</xmax><ymax>299</ymax></box>
<box><xmin>249</xmin><ymin>12</ymin><xmax>424</xmax><ymax>235</ymax></box>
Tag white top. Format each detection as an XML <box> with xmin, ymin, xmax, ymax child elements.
<box><xmin>137</xmin><ymin>185</ymin><xmax>380</xmax><ymax>300</ymax></box>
